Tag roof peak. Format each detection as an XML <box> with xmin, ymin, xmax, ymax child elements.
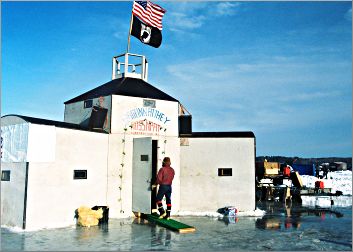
<box><xmin>64</xmin><ymin>77</ymin><xmax>178</xmax><ymax>104</ymax></box>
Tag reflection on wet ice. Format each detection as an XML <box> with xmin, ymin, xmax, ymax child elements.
<box><xmin>254</xmin><ymin>201</ymin><xmax>345</xmax><ymax>230</ymax></box>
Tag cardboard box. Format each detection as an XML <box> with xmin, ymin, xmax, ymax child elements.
<box><xmin>263</xmin><ymin>162</ymin><xmax>280</xmax><ymax>175</ymax></box>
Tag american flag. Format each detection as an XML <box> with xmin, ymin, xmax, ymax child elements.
<box><xmin>132</xmin><ymin>1</ymin><xmax>166</xmax><ymax>30</ymax></box>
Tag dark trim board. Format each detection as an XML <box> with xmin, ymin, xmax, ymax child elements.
<box><xmin>180</xmin><ymin>131</ymin><xmax>255</xmax><ymax>138</ymax></box>
<box><xmin>23</xmin><ymin>162</ymin><xmax>29</xmax><ymax>230</ymax></box>
<box><xmin>1</xmin><ymin>115</ymin><xmax>108</xmax><ymax>134</ymax></box>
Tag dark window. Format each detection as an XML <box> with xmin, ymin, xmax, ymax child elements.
<box><xmin>84</xmin><ymin>100</ymin><xmax>93</xmax><ymax>108</ymax></box>
<box><xmin>74</xmin><ymin>170</ymin><xmax>87</xmax><ymax>179</ymax></box>
<box><xmin>141</xmin><ymin>155</ymin><xmax>149</xmax><ymax>161</ymax></box>
<box><xmin>218</xmin><ymin>168</ymin><xmax>232</xmax><ymax>176</ymax></box>
<box><xmin>143</xmin><ymin>99</ymin><xmax>156</xmax><ymax>108</ymax></box>
<box><xmin>1</xmin><ymin>170</ymin><xmax>10</xmax><ymax>181</ymax></box>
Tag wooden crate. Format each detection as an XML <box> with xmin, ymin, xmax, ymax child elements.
<box><xmin>263</xmin><ymin>162</ymin><xmax>280</xmax><ymax>175</ymax></box>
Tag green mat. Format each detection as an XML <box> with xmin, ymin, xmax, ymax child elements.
<box><xmin>142</xmin><ymin>214</ymin><xmax>196</xmax><ymax>233</ymax></box>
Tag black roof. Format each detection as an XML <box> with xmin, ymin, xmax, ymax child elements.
<box><xmin>64</xmin><ymin>77</ymin><xmax>178</xmax><ymax>104</ymax></box>
<box><xmin>1</xmin><ymin>115</ymin><xmax>107</xmax><ymax>133</ymax></box>
<box><xmin>180</xmin><ymin>131</ymin><xmax>255</xmax><ymax>138</ymax></box>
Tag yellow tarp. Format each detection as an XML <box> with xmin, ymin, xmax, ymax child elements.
<box><xmin>77</xmin><ymin>206</ymin><xmax>103</xmax><ymax>227</ymax></box>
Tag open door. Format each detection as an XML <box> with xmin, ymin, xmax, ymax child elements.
<box><xmin>132</xmin><ymin>137</ymin><xmax>153</xmax><ymax>214</ymax></box>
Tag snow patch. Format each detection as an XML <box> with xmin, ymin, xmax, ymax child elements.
<box><xmin>236</xmin><ymin>208</ymin><xmax>266</xmax><ymax>217</ymax></box>
<box><xmin>301</xmin><ymin>170</ymin><xmax>352</xmax><ymax>195</ymax></box>
<box><xmin>301</xmin><ymin>196</ymin><xmax>352</xmax><ymax>208</ymax></box>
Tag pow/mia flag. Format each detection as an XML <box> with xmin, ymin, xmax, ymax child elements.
<box><xmin>131</xmin><ymin>16</ymin><xmax>162</xmax><ymax>48</ymax></box>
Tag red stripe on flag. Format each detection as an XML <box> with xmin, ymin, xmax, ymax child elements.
<box><xmin>132</xmin><ymin>0</ymin><xmax>165</xmax><ymax>30</ymax></box>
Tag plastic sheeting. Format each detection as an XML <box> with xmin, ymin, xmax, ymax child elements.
<box><xmin>1</xmin><ymin>123</ymin><xmax>29</xmax><ymax>162</ymax></box>
<box><xmin>1</xmin><ymin>123</ymin><xmax>56</xmax><ymax>162</ymax></box>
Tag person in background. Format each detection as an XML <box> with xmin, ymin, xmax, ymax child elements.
<box><xmin>323</xmin><ymin>165</ymin><xmax>329</xmax><ymax>179</ymax></box>
<box><xmin>152</xmin><ymin>157</ymin><xmax>175</xmax><ymax>220</ymax></box>
<box><xmin>315</xmin><ymin>165</ymin><xmax>320</xmax><ymax>178</ymax></box>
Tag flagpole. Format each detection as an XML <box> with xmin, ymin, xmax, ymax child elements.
<box><xmin>126</xmin><ymin>11</ymin><xmax>134</xmax><ymax>54</ymax></box>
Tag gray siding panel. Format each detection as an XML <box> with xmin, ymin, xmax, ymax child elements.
<box><xmin>1</xmin><ymin>162</ymin><xmax>27</xmax><ymax>228</ymax></box>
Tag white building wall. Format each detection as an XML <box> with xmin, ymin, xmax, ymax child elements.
<box><xmin>105</xmin><ymin>134</ymin><xmax>181</xmax><ymax>218</ymax></box>
<box><xmin>24</xmin><ymin>127</ymin><xmax>109</xmax><ymax>230</ymax></box>
<box><xmin>0</xmin><ymin>162</ymin><xmax>27</xmax><ymax>228</ymax></box>
<box><xmin>106</xmin><ymin>95</ymin><xmax>181</xmax><ymax>217</ymax></box>
<box><xmin>27</xmin><ymin>124</ymin><xmax>56</xmax><ymax>162</ymax></box>
<box><xmin>105</xmin><ymin>133</ymin><xmax>134</xmax><ymax>218</ymax></box>
<box><xmin>110</xmin><ymin>95</ymin><xmax>178</xmax><ymax>136</ymax></box>
<box><xmin>162</xmin><ymin>136</ymin><xmax>181</xmax><ymax>214</ymax></box>
<box><xmin>1</xmin><ymin>122</ymin><xmax>55</xmax><ymax>163</ymax></box>
<box><xmin>180</xmin><ymin>137</ymin><xmax>256</xmax><ymax>212</ymax></box>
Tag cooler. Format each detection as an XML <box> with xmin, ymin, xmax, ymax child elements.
<box><xmin>315</xmin><ymin>181</ymin><xmax>324</xmax><ymax>189</ymax></box>
<box><xmin>283</xmin><ymin>166</ymin><xmax>291</xmax><ymax>177</ymax></box>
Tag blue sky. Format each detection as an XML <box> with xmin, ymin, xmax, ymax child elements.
<box><xmin>1</xmin><ymin>1</ymin><xmax>352</xmax><ymax>157</ymax></box>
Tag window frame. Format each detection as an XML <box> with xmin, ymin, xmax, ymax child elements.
<box><xmin>218</xmin><ymin>168</ymin><xmax>232</xmax><ymax>176</ymax></box>
<box><xmin>84</xmin><ymin>99</ymin><xmax>93</xmax><ymax>109</ymax></box>
<box><xmin>73</xmin><ymin>170</ymin><xmax>87</xmax><ymax>180</ymax></box>
<box><xmin>1</xmin><ymin>170</ymin><xmax>11</xmax><ymax>181</ymax></box>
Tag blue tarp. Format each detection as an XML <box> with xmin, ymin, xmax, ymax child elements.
<box><xmin>292</xmin><ymin>164</ymin><xmax>316</xmax><ymax>176</ymax></box>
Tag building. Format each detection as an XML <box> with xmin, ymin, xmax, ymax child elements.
<box><xmin>1</xmin><ymin>53</ymin><xmax>256</xmax><ymax>230</ymax></box>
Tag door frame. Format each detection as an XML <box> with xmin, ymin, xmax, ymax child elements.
<box><xmin>132</xmin><ymin>138</ymin><xmax>158</xmax><ymax>214</ymax></box>
<box><xmin>151</xmin><ymin>140</ymin><xmax>158</xmax><ymax>210</ymax></box>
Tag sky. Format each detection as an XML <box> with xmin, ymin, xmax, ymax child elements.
<box><xmin>1</xmin><ymin>1</ymin><xmax>352</xmax><ymax>158</ymax></box>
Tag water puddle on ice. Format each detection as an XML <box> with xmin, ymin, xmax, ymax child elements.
<box><xmin>2</xmin><ymin>201</ymin><xmax>352</xmax><ymax>251</ymax></box>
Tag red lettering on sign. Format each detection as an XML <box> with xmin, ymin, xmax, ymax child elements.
<box><xmin>130</xmin><ymin>120</ymin><xmax>161</xmax><ymax>136</ymax></box>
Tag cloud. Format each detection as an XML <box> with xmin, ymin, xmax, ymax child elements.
<box><xmin>168</xmin><ymin>12</ymin><xmax>206</xmax><ymax>30</ymax></box>
<box><xmin>344</xmin><ymin>8</ymin><xmax>352</xmax><ymax>21</ymax></box>
<box><xmin>161</xmin><ymin>50</ymin><xmax>351</xmax><ymax>137</ymax></box>
<box><xmin>277</xmin><ymin>91</ymin><xmax>342</xmax><ymax>102</ymax></box>
<box><xmin>214</xmin><ymin>2</ymin><xmax>241</xmax><ymax>16</ymax></box>
<box><xmin>165</xmin><ymin>2</ymin><xmax>241</xmax><ymax>33</ymax></box>
<box><xmin>113</xmin><ymin>30</ymin><xmax>126</xmax><ymax>40</ymax></box>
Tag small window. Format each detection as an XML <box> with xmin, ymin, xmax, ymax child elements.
<box><xmin>1</xmin><ymin>170</ymin><xmax>10</xmax><ymax>181</ymax></box>
<box><xmin>143</xmin><ymin>99</ymin><xmax>156</xmax><ymax>108</ymax></box>
<box><xmin>141</xmin><ymin>155</ymin><xmax>149</xmax><ymax>161</ymax></box>
<box><xmin>84</xmin><ymin>100</ymin><xmax>93</xmax><ymax>108</ymax></box>
<box><xmin>218</xmin><ymin>168</ymin><xmax>232</xmax><ymax>176</ymax></box>
<box><xmin>74</xmin><ymin>170</ymin><xmax>87</xmax><ymax>179</ymax></box>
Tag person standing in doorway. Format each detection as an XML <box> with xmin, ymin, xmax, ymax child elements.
<box><xmin>152</xmin><ymin>157</ymin><xmax>175</xmax><ymax>220</ymax></box>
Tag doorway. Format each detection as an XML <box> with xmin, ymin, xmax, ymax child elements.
<box><xmin>151</xmin><ymin>140</ymin><xmax>158</xmax><ymax>210</ymax></box>
<box><xmin>132</xmin><ymin>138</ymin><xmax>158</xmax><ymax>214</ymax></box>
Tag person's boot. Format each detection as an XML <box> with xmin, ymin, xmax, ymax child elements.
<box><xmin>164</xmin><ymin>210</ymin><xmax>171</xmax><ymax>220</ymax></box>
<box><xmin>158</xmin><ymin>207</ymin><xmax>166</xmax><ymax>218</ymax></box>
<box><xmin>157</xmin><ymin>202</ymin><xmax>166</xmax><ymax>218</ymax></box>
<box><xmin>164</xmin><ymin>204</ymin><xmax>171</xmax><ymax>220</ymax></box>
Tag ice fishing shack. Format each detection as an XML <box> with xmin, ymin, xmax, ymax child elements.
<box><xmin>1</xmin><ymin>53</ymin><xmax>256</xmax><ymax>230</ymax></box>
